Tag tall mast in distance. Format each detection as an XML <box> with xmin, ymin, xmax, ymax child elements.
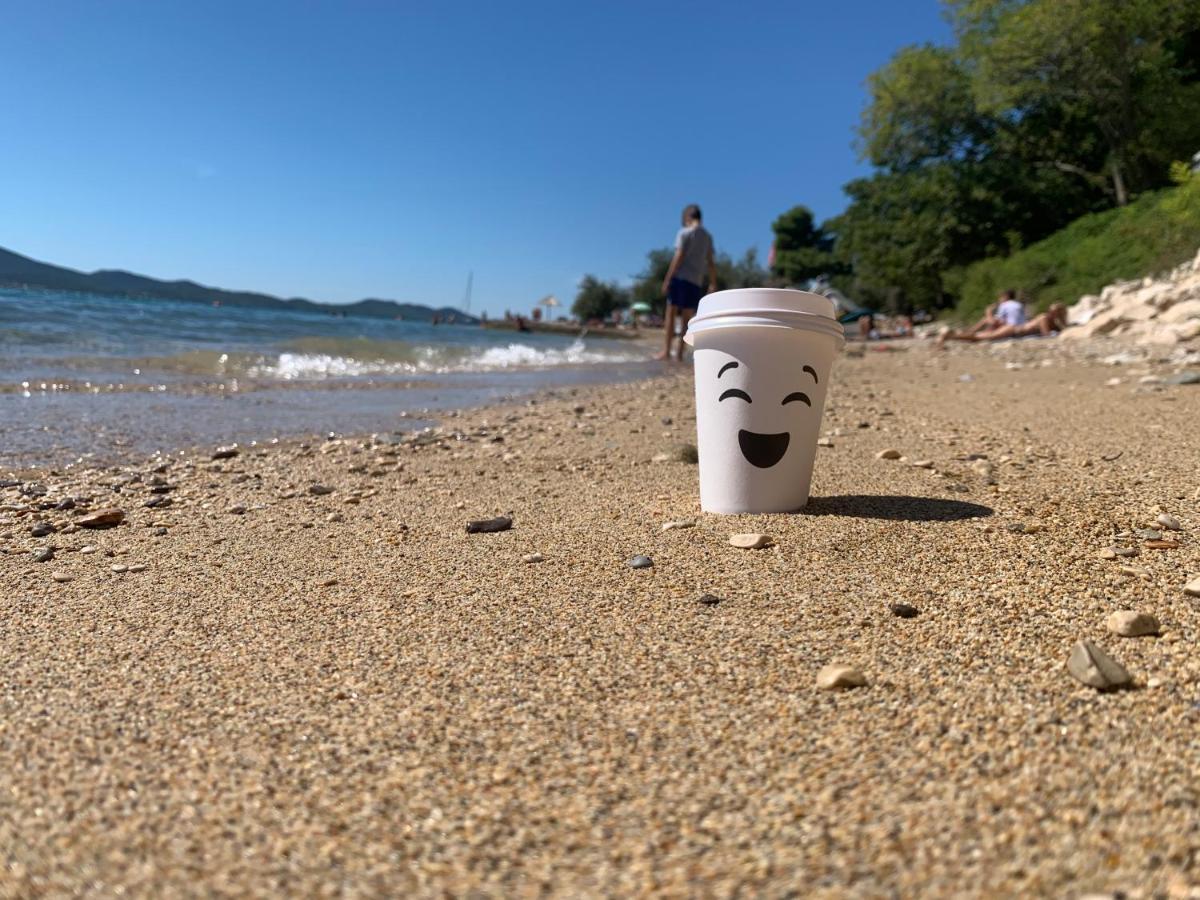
<box><xmin>462</xmin><ymin>271</ymin><xmax>473</xmax><ymax>315</ymax></box>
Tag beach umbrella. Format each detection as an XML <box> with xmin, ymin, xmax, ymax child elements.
<box><xmin>630</xmin><ymin>301</ymin><xmax>652</xmax><ymax>313</ymax></box>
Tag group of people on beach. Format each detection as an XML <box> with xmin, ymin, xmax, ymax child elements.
<box><xmin>936</xmin><ymin>289</ymin><xmax>1068</xmax><ymax>348</ymax></box>
<box><xmin>652</xmin><ymin>206</ymin><xmax>1069</xmax><ymax>359</ymax></box>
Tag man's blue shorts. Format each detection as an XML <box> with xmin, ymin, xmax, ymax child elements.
<box><xmin>668</xmin><ymin>276</ymin><xmax>704</xmax><ymax>310</ymax></box>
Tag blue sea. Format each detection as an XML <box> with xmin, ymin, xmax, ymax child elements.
<box><xmin>0</xmin><ymin>288</ymin><xmax>657</xmax><ymax>467</ymax></box>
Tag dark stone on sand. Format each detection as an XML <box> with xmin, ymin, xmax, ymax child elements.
<box><xmin>55</xmin><ymin>498</ymin><xmax>76</xmax><ymax>511</ymax></box>
<box><xmin>698</xmin><ymin>593</ymin><xmax>722</xmax><ymax>606</ymax></box>
<box><xmin>0</xmin><ymin>479</ymin><xmax>21</xmax><ymax>489</ymax></box>
<box><xmin>627</xmin><ymin>555</ymin><xmax>653</xmax><ymax>569</ymax></box>
<box><xmin>889</xmin><ymin>602</ymin><xmax>919</xmax><ymax>618</ymax></box>
<box><xmin>675</xmin><ymin>443</ymin><xmax>699</xmax><ymax>464</ymax></box>
<box><xmin>308</xmin><ymin>484</ymin><xmax>335</xmax><ymax>496</ymax></box>
<box><xmin>149</xmin><ymin>484</ymin><xmax>173</xmax><ymax>494</ymax></box>
<box><xmin>32</xmin><ymin>547</ymin><xmax>55</xmax><ymax>563</ymax></box>
<box><xmin>144</xmin><ymin>497</ymin><xmax>172</xmax><ymax>508</ymax></box>
<box><xmin>30</xmin><ymin>522</ymin><xmax>56</xmax><ymax>537</ymax></box>
<box><xmin>77</xmin><ymin>508</ymin><xmax>125</xmax><ymax>529</ymax></box>
<box><xmin>212</xmin><ymin>446</ymin><xmax>240</xmax><ymax>460</ymax></box>
<box><xmin>661</xmin><ymin>417</ymin><xmax>673</xmax><ymax>426</ymax></box>
<box><xmin>154</xmin><ymin>527</ymin><xmax>168</xmax><ymax>536</ymax></box>
<box><xmin>466</xmin><ymin>516</ymin><xmax>513</xmax><ymax>534</ymax></box>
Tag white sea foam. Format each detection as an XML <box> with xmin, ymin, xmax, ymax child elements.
<box><xmin>248</xmin><ymin>339</ymin><xmax>645</xmax><ymax>380</ymax></box>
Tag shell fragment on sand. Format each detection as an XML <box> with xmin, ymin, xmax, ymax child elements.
<box><xmin>729</xmin><ymin>533</ymin><xmax>772</xmax><ymax>550</ymax></box>
<box><xmin>816</xmin><ymin>664</ymin><xmax>867</xmax><ymax>690</ymax></box>
<box><xmin>876</xmin><ymin>448</ymin><xmax>902</xmax><ymax>460</ymax></box>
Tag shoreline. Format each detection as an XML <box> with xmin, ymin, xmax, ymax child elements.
<box><xmin>3</xmin><ymin>338</ymin><xmax>1200</xmax><ymax>894</ymax></box>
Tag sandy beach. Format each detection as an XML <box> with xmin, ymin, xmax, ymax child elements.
<box><xmin>3</xmin><ymin>338</ymin><xmax>1200</xmax><ymax>897</ymax></box>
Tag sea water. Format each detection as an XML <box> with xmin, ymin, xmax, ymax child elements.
<box><xmin>0</xmin><ymin>287</ymin><xmax>655</xmax><ymax>467</ymax></box>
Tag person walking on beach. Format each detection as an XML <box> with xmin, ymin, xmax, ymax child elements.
<box><xmin>657</xmin><ymin>204</ymin><xmax>717</xmax><ymax>361</ymax></box>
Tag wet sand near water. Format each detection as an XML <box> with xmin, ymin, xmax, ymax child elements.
<box><xmin>2</xmin><ymin>339</ymin><xmax>1199</xmax><ymax>896</ymax></box>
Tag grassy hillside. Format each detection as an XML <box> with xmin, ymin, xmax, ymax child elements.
<box><xmin>949</xmin><ymin>174</ymin><xmax>1200</xmax><ymax>322</ymax></box>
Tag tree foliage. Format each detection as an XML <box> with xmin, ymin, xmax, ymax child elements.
<box><xmin>769</xmin><ymin>206</ymin><xmax>843</xmax><ymax>287</ymax></box>
<box><xmin>829</xmin><ymin>0</ymin><xmax>1200</xmax><ymax>312</ymax></box>
<box><xmin>629</xmin><ymin>246</ymin><xmax>767</xmax><ymax>314</ymax></box>
<box><xmin>572</xmin><ymin>275</ymin><xmax>629</xmax><ymax>321</ymax></box>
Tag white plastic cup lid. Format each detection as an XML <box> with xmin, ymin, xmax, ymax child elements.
<box><xmin>684</xmin><ymin>288</ymin><xmax>845</xmax><ymax>345</ymax></box>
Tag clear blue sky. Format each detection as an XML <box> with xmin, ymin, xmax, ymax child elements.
<box><xmin>0</xmin><ymin>1</ymin><xmax>950</xmax><ymax>315</ymax></box>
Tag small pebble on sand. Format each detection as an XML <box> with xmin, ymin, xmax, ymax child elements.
<box><xmin>78</xmin><ymin>508</ymin><xmax>124</xmax><ymax>529</ymax></box>
<box><xmin>1183</xmin><ymin>576</ymin><xmax>1200</xmax><ymax>597</ymax></box>
<box><xmin>1144</xmin><ymin>539</ymin><xmax>1179</xmax><ymax>550</ymax></box>
<box><xmin>51</xmin><ymin>572</ymin><xmax>72</xmax><ymax>583</ymax></box>
<box><xmin>80</xmin><ymin>545</ymin><xmax>97</xmax><ymax>554</ymax></box>
<box><xmin>697</xmin><ymin>593</ymin><xmax>722</xmax><ymax>606</ymax></box>
<box><xmin>729</xmin><ymin>533</ymin><xmax>772</xmax><ymax>550</ymax></box>
<box><xmin>522</xmin><ymin>553</ymin><xmax>544</xmax><ymax>564</ymax></box>
<box><xmin>1120</xmin><ymin>565</ymin><xmax>1150</xmax><ymax>578</ymax></box>
<box><xmin>1105</xmin><ymin>610</ymin><xmax>1159</xmax><ymax>637</ymax></box>
<box><xmin>1098</xmin><ymin>548</ymin><xmax>1117</xmax><ymax>560</ymax></box>
<box><xmin>227</xmin><ymin>505</ymin><xmax>247</xmax><ymax>515</ymax></box>
<box><xmin>320</xmin><ymin>578</ymin><xmax>338</xmax><ymax>587</ymax></box>
<box><xmin>308</xmin><ymin>484</ymin><xmax>335</xmax><ymax>496</ymax></box>
<box><xmin>817</xmin><ymin>437</ymin><xmax>834</xmax><ymax>447</ymax></box>
<box><xmin>627</xmin><ymin>555</ymin><xmax>653</xmax><ymax>569</ymax></box>
<box><xmin>876</xmin><ymin>448</ymin><xmax>901</xmax><ymax>460</ymax></box>
<box><xmin>211</xmin><ymin>445</ymin><xmax>239</xmax><ymax>460</ymax></box>
<box><xmin>661</xmin><ymin>520</ymin><xmax>695</xmax><ymax>531</ymax></box>
<box><xmin>889</xmin><ymin>602</ymin><xmax>919</xmax><ymax>618</ymax></box>
<box><xmin>111</xmin><ymin>564</ymin><xmax>129</xmax><ymax>573</ymax></box>
<box><xmin>911</xmin><ymin>459</ymin><xmax>934</xmax><ymax>469</ymax></box>
<box><xmin>1066</xmin><ymin>639</ymin><xmax>1131</xmax><ymax>691</ymax></box>
<box><xmin>129</xmin><ymin>564</ymin><xmax>147</xmax><ymax>573</ymax></box>
<box><xmin>816</xmin><ymin>664</ymin><xmax>867</xmax><ymax>690</ymax></box>
<box><xmin>32</xmin><ymin>547</ymin><xmax>55</xmax><ymax>563</ymax></box>
<box><xmin>466</xmin><ymin>516</ymin><xmax>512</xmax><ymax>534</ymax></box>
<box><xmin>1157</xmin><ymin>513</ymin><xmax>1182</xmax><ymax>530</ymax></box>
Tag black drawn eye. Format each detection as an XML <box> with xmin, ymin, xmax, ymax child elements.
<box><xmin>782</xmin><ymin>392</ymin><xmax>811</xmax><ymax>406</ymax></box>
<box><xmin>719</xmin><ymin>388</ymin><xmax>752</xmax><ymax>403</ymax></box>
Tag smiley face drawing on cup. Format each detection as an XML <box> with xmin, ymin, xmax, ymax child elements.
<box><xmin>684</xmin><ymin>289</ymin><xmax>845</xmax><ymax>514</ymax></box>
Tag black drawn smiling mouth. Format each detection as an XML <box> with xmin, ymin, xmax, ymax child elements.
<box><xmin>738</xmin><ymin>429</ymin><xmax>790</xmax><ymax>468</ymax></box>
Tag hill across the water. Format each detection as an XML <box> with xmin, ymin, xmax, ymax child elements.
<box><xmin>0</xmin><ymin>245</ymin><xmax>477</xmax><ymax>324</ymax></box>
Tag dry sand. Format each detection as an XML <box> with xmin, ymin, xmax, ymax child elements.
<box><xmin>2</xmin><ymin>338</ymin><xmax>1199</xmax><ymax>897</ymax></box>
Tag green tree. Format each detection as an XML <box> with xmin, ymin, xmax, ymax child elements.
<box><xmin>572</xmin><ymin>275</ymin><xmax>629</xmax><ymax>321</ymax></box>
<box><xmin>951</xmin><ymin>0</ymin><xmax>1200</xmax><ymax>205</ymax></box>
<box><xmin>630</xmin><ymin>246</ymin><xmax>767</xmax><ymax>314</ymax></box>
<box><xmin>770</xmin><ymin>205</ymin><xmax>843</xmax><ymax>286</ymax></box>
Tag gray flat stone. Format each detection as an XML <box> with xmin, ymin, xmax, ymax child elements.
<box><xmin>1066</xmin><ymin>639</ymin><xmax>1132</xmax><ymax>691</ymax></box>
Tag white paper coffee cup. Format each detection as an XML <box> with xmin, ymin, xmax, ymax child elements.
<box><xmin>684</xmin><ymin>288</ymin><xmax>845</xmax><ymax>514</ymax></box>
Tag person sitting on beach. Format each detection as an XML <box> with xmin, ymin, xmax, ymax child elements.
<box><xmin>938</xmin><ymin>303</ymin><xmax>1068</xmax><ymax>347</ymax></box>
<box><xmin>656</xmin><ymin>203</ymin><xmax>717</xmax><ymax>361</ymax></box>
<box><xmin>959</xmin><ymin>289</ymin><xmax>1023</xmax><ymax>337</ymax></box>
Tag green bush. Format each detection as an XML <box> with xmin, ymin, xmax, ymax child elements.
<box><xmin>952</xmin><ymin>175</ymin><xmax>1200</xmax><ymax>322</ymax></box>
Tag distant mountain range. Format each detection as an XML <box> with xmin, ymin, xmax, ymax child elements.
<box><xmin>0</xmin><ymin>245</ymin><xmax>478</xmax><ymax>324</ymax></box>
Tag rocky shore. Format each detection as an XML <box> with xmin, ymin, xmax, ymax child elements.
<box><xmin>2</xmin><ymin>339</ymin><xmax>1199</xmax><ymax>896</ymax></box>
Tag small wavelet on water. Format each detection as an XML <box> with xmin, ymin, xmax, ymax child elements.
<box><xmin>245</xmin><ymin>338</ymin><xmax>647</xmax><ymax>380</ymax></box>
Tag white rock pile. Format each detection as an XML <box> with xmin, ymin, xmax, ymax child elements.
<box><xmin>1062</xmin><ymin>246</ymin><xmax>1200</xmax><ymax>345</ymax></box>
